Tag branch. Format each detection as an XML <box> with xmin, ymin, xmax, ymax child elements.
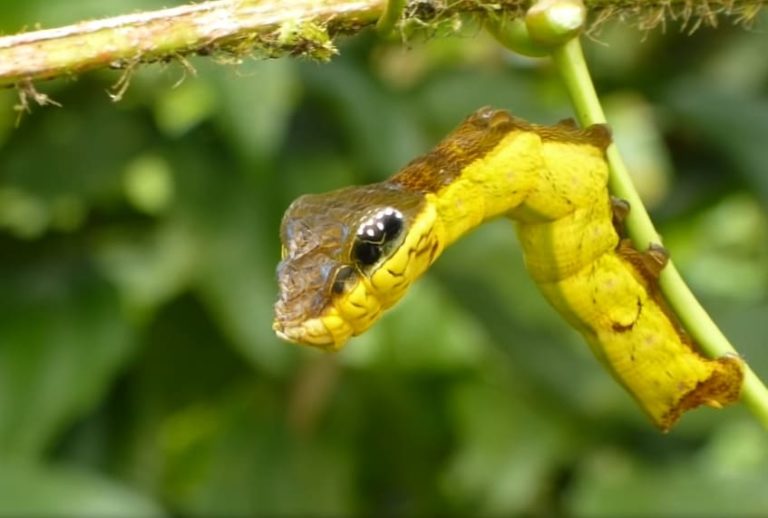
<box><xmin>0</xmin><ymin>0</ymin><xmax>764</xmax><ymax>89</ymax></box>
<box><xmin>0</xmin><ymin>0</ymin><xmax>382</xmax><ymax>87</ymax></box>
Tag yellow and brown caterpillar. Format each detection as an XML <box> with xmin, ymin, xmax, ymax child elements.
<box><xmin>273</xmin><ymin>107</ymin><xmax>743</xmax><ymax>430</ymax></box>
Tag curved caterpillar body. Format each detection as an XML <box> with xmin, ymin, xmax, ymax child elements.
<box><xmin>274</xmin><ymin>107</ymin><xmax>743</xmax><ymax>430</ymax></box>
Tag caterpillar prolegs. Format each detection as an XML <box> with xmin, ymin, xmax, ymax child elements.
<box><xmin>516</xmin><ymin>174</ymin><xmax>742</xmax><ymax>430</ymax></box>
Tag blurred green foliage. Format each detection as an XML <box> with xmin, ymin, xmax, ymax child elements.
<box><xmin>1</xmin><ymin>1</ymin><xmax>767</xmax><ymax>515</ymax></box>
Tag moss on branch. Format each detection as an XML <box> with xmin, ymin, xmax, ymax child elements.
<box><xmin>0</xmin><ymin>0</ymin><xmax>764</xmax><ymax>92</ymax></box>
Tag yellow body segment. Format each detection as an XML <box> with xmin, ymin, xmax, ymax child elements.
<box><xmin>367</xmin><ymin>201</ymin><xmax>445</xmax><ymax>307</ymax></box>
<box><xmin>433</xmin><ymin>130</ymin><xmax>541</xmax><ymax>244</ymax></box>
<box><xmin>274</xmin><ymin>107</ymin><xmax>744</xmax><ymax>430</ymax></box>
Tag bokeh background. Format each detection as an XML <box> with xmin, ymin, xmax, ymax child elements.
<box><xmin>1</xmin><ymin>1</ymin><xmax>767</xmax><ymax>515</ymax></box>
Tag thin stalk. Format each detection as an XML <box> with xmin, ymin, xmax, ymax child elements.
<box><xmin>376</xmin><ymin>0</ymin><xmax>406</xmax><ymax>34</ymax></box>
<box><xmin>551</xmin><ymin>37</ymin><xmax>768</xmax><ymax>429</ymax></box>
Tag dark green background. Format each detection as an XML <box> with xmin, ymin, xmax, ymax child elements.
<box><xmin>0</xmin><ymin>1</ymin><xmax>767</xmax><ymax>515</ymax></box>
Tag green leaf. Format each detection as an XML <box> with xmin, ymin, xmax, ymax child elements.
<box><xmin>443</xmin><ymin>378</ymin><xmax>574</xmax><ymax>514</ymax></box>
<box><xmin>0</xmin><ymin>462</ymin><xmax>164</xmax><ymax>517</ymax></box>
<box><xmin>157</xmin><ymin>387</ymin><xmax>355</xmax><ymax>516</ymax></box>
<box><xmin>94</xmin><ymin>220</ymin><xmax>199</xmax><ymax>321</ymax></box>
<box><xmin>664</xmin><ymin>83</ymin><xmax>768</xmax><ymax>203</ymax></box>
<box><xmin>301</xmin><ymin>60</ymin><xmax>428</xmax><ymax>177</ymax></box>
<box><xmin>206</xmin><ymin>59</ymin><xmax>300</xmax><ymax>165</ymax></box>
<box><xmin>339</xmin><ymin>278</ymin><xmax>487</xmax><ymax>372</ymax></box>
<box><xmin>567</xmin><ymin>421</ymin><xmax>768</xmax><ymax>516</ymax></box>
<box><xmin>0</xmin><ymin>263</ymin><xmax>137</xmax><ymax>459</ymax></box>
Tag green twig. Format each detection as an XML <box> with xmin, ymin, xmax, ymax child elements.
<box><xmin>551</xmin><ymin>37</ymin><xmax>768</xmax><ymax>429</ymax></box>
<box><xmin>376</xmin><ymin>0</ymin><xmax>406</xmax><ymax>35</ymax></box>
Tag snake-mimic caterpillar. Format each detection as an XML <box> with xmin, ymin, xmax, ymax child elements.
<box><xmin>273</xmin><ymin>107</ymin><xmax>743</xmax><ymax>430</ymax></box>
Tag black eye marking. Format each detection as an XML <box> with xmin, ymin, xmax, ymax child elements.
<box><xmin>353</xmin><ymin>241</ymin><xmax>381</xmax><ymax>266</ymax></box>
<box><xmin>381</xmin><ymin>208</ymin><xmax>403</xmax><ymax>241</ymax></box>
<box><xmin>357</xmin><ymin>208</ymin><xmax>404</xmax><ymax>244</ymax></box>
<box><xmin>352</xmin><ymin>208</ymin><xmax>404</xmax><ymax>267</ymax></box>
<box><xmin>331</xmin><ymin>265</ymin><xmax>356</xmax><ymax>294</ymax></box>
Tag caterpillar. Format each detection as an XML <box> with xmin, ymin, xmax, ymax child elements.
<box><xmin>273</xmin><ymin>107</ymin><xmax>743</xmax><ymax>430</ymax></box>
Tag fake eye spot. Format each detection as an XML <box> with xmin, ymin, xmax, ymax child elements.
<box><xmin>352</xmin><ymin>208</ymin><xmax>404</xmax><ymax>267</ymax></box>
<box><xmin>353</xmin><ymin>241</ymin><xmax>381</xmax><ymax>266</ymax></box>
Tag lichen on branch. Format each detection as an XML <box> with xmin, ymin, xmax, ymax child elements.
<box><xmin>0</xmin><ymin>0</ymin><xmax>764</xmax><ymax>91</ymax></box>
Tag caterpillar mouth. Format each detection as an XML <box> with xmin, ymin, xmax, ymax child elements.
<box><xmin>272</xmin><ymin>311</ymin><xmax>354</xmax><ymax>351</ymax></box>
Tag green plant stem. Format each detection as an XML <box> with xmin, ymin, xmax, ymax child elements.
<box><xmin>376</xmin><ymin>0</ymin><xmax>406</xmax><ymax>35</ymax></box>
<box><xmin>551</xmin><ymin>37</ymin><xmax>768</xmax><ymax>429</ymax></box>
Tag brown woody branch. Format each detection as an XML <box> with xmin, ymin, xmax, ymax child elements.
<box><xmin>0</xmin><ymin>0</ymin><xmax>764</xmax><ymax>89</ymax></box>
